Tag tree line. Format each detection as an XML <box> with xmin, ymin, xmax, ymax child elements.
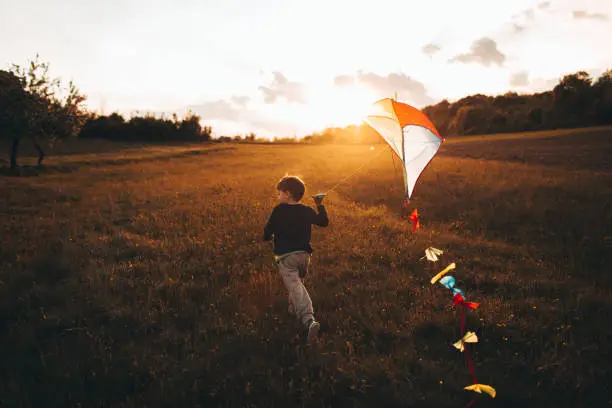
<box><xmin>303</xmin><ymin>70</ymin><xmax>612</xmax><ymax>144</ymax></box>
<box><xmin>79</xmin><ymin>112</ymin><xmax>212</xmax><ymax>143</ymax></box>
<box><xmin>1</xmin><ymin>55</ymin><xmax>611</xmax><ymax>168</ymax></box>
<box><xmin>423</xmin><ymin>70</ymin><xmax>612</xmax><ymax>136</ymax></box>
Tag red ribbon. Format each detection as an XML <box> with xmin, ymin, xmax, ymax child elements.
<box><xmin>454</xmin><ymin>293</ymin><xmax>479</xmax><ymax>310</ymax></box>
<box><xmin>409</xmin><ymin>209</ymin><xmax>420</xmax><ymax>232</ymax></box>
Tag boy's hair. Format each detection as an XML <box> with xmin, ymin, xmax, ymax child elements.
<box><xmin>277</xmin><ymin>175</ymin><xmax>305</xmax><ymax>201</ymax></box>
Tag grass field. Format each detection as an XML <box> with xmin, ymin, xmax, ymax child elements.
<box><xmin>1</xmin><ymin>127</ymin><xmax>611</xmax><ymax>407</ymax></box>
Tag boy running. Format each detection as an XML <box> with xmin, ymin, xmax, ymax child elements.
<box><xmin>264</xmin><ymin>176</ymin><xmax>329</xmax><ymax>344</ymax></box>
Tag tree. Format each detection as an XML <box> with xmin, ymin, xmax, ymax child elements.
<box><xmin>423</xmin><ymin>99</ymin><xmax>452</xmax><ymax>135</ymax></box>
<box><xmin>78</xmin><ymin>112</ymin><xmax>127</xmax><ymax>140</ymax></box>
<box><xmin>528</xmin><ymin>107</ymin><xmax>544</xmax><ymax>129</ymax></box>
<box><xmin>177</xmin><ymin>112</ymin><xmax>204</xmax><ymax>141</ymax></box>
<box><xmin>1</xmin><ymin>55</ymin><xmax>87</xmax><ymax>168</ymax></box>
<box><xmin>593</xmin><ymin>69</ymin><xmax>612</xmax><ymax>125</ymax></box>
<box><xmin>449</xmin><ymin>105</ymin><xmax>493</xmax><ymax>135</ymax></box>
<box><xmin>0</xmin><ymin>70</ymin><xmax>30</xmax><ymax>168</ymax></box>
<box><xmin>552</xmin><ymin>71</ymin><xmax>595</xmax><ymax>127</ymax></box>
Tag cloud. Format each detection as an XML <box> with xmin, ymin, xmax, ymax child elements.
<box><xmin>510</xmin><ymin>71</ymin><xmax>529</xmax><ymax>87</ymax></box>
<box><xmin>523</xmin><ymin>8</ymin><xmax>535</xmax><ymax>20</ymax></box>
<box><xmin>230</xmin><ymin>95</ymin><xmax>250</xmax><ymax>107</ymax></box>
<box><xmin>572</xmin><ymin>10</ymin><xmax>608</xmax><ymax>21</ymax></box>
<box><xmin>259</xmin><ymin>87</ymin><xmax>277</xmax><ymax>104</ymax></box>
<box><xmin>449</xmin><ymin>37</ymin><xmax>506</xmax><ymax>67</ymax></box>
<box><xmin>258</xmin><ymin>71</ymin><xmax>306</xmax><ymax>104</ymax></box>
<box><xmin>333</xmin><ymin>74</ymin><xmax>354</xmax><ymax>86</ymax></box>
<box><xmin>509</xmin><ymin>3</ymin><xmax>551</xmax><ymax>32</ymax></box>
<box><xmin>334</xmin><ymin>71</ymin><xmax>434</xmax><ymax>107</ymax></box>
<box><xmin>512</xmin><ymin>7</ymin><xmax>536</xmax><ymax>21</ymax></box>
<box><xmin>530</xmin><ymin>77</ymin><xmax>560</xmax><ymax>92</ymax></box>
<box><xmin>187</xmin><ymin>99</ymin><xmax>241</xmax><ymax>122</ymax></box>
<box><xmin>185</xmin><ymin>95</ymin><xmax>302</xmax><ymax>137</ymax></box>
<box><xmin>422</xmin><ymin>43</ymin><xmax>441</xmax><ymax>57</ymax></box>
<box><xmin>506</xmin><ymin>75</ymin><xmax>559</xmax><ymax>93</ymax></box>
<box><xmin>506</xmin><ymin>71</ymin><xmax>561</xmax><ymax>93</ymax></box>
<box><xmin>186</xmin><ymin>94</ymin><xmax>255</xmax><ymax>123</ymax></box>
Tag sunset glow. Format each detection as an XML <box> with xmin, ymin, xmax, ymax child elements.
<box><xmin>304</xmin><ymin>84</ymin><xmax>382</xmax><ymax>129</ymax></box>
<box><xmin>1</xmin><ymin>0</ymin><xmax>611</xmax><ymax>138</ymax></box>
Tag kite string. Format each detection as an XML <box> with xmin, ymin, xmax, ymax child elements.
<box><xmin>463</xmin><ymin>398</ymin><xmax>477</xmax><ymax>408</ymax></box>
<box><xmin>461</xmin><ymin>305</ymin><xmax>479</xmax><ymax>408</ymax></box>
<box><xmin>324</xmin><ymin>145</ymin><xmax>391</xmax><ymax>194</ymax></box>
<box><xmin>461</xmin><ymin>307</ymin><xmax>478</xmax><ymax>383</ymax></box>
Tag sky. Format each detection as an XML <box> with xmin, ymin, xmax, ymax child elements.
<box><xmin>1</xmin><ymin>0</ymin><xmax>611</xmax><ymax>138</ymax></box>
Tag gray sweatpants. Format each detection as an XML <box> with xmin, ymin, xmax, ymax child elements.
<box><xmin>276</xmin><ymin>251</ymin><xmax>314</xmax><ymax>325</ymax></box>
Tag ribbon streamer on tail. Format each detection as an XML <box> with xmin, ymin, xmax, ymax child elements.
<box><xmin>426</xmin><ymin>255</ymin><xmax>495</xmax><ymax>407</ymax></box>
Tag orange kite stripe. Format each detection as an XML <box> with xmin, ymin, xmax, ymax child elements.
<box><xmin>391</xmin><ymin>99</ymin><xmax>442</xmax><ymax>139</ymax></box>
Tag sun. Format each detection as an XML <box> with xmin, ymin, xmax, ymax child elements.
<box><xmin>302</xmin><ymin>84</ymin><xmax>380</xmax><ymax>130</ymax></box>
<box><xmin>257</xmin><ymin>82</ymin><xmax>382</xmax><ymax>137</ymax></box>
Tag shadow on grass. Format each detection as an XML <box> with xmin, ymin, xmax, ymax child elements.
<box><xmin>0</xmin><ymin>147</ymin><xmax>234</xmax><ymax>177</ymax></box>
<box><xmin>0</xmin><ymin>247</ymin><xmax>161</xmax><ymax>406</ymax></box>
<box><xmin>0</xmin><ymin>164</ymin><xmax>79</xmax><ymax>177</ymax></box>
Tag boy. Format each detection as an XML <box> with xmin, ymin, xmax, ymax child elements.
<box><xmin>263</xmin><ymin>175</ymin><xmax>329</xmax><ymax>344</ymax></box>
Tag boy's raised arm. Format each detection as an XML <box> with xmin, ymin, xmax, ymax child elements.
<box><xmin>312</xmin><ymin>204</ymin><xmax>329</xmax><ymax>227</ymax></box>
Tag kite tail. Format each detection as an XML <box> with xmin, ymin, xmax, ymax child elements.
<box><xmin>429</xmin><ymin>258</ymin><xmax>496</xmax><ymax>407</ymax></box>
<box><xmin>461</xmin><ymin>302</ymin><xmax>478</xmax><ymax>408</ymax></box>
<box><xmin>463</xmin><ymin>398</ymin><xmax>477</xmax><ymax>408</ymax></box>
<box><xmin>461</xmin><ymin>307</ymin><xmax>479</xmax><ymax>384</ymax></box>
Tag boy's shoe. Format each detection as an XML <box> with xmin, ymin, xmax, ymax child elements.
<box><xmin>304</xmin><ymin>318</ymin><xmax>320</xmax><ymax>345</ymax></box>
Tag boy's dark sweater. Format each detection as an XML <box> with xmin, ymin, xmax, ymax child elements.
<box><xmin>263</xmin><ymin>203</ymin><xmax>329</xmax><ymax>255</ymax></box>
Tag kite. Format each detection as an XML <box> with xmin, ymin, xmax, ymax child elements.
<box><xmin>316</xmin><ymin>98</ymin><xmax>442</xmax><ymax>232</ymax></box>
<box><xmin>364</xmin><ymin>98</ymin><xmax>443</xmax><ymax>203</ymax></box>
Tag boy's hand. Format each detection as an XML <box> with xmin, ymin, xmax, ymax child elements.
<box><xmin>313</xmin><ymin>195</ymin><xmax>325</xmax><ymax>206</ymax></box>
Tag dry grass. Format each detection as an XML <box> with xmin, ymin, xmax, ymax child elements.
<box><xmin>1</xmin><ymin>127</ymin><xmax>611</xmax><ymax>407</ymax></box>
